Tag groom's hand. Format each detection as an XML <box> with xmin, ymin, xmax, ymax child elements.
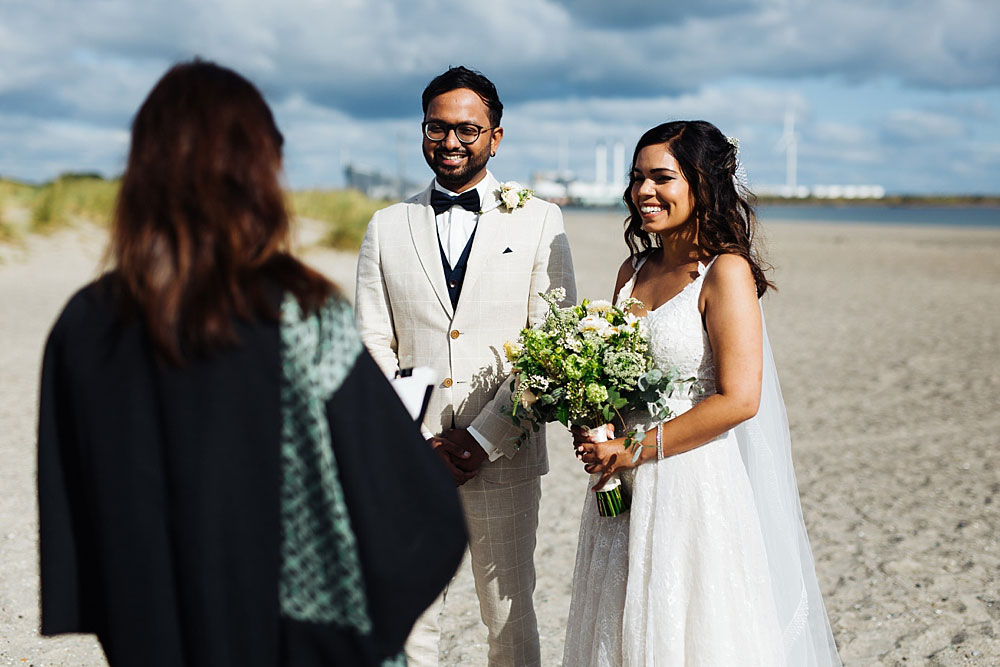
<box><xmin>428</xmin><ymin>436</ymin><xmax>477</xmax><ymax>486</ymax></box>
<box><xmin>444</xmin><ymin>428</ymin><xmax>489</xmax><ymax>473</ymax></box>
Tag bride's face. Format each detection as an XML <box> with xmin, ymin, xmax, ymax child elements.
<box><xmin>630</xmin><ymin>144</ymin><xmax>695</xmax><ymax>235</ymax></box>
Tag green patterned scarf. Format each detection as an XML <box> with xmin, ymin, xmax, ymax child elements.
<box><xmin>278</xmin><ymin>294</ymin><xmax>407</xmax><ymax>666</ymax></box>
<box><xmin>279</xmin><ymin>293</ymin><xmax>369</xmax><ymax>628</ymax></box>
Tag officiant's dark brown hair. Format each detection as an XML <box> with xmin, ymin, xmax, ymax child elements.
<box><xmin>110</xmin><ymin>60</ymin><xmax>332</xmax><ymax>364</ymax></box>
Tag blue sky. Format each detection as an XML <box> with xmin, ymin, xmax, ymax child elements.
<box><xmin>1</xmin><ymin>0</ymin><xmax>998</xmax><ymax>195</ymax></box>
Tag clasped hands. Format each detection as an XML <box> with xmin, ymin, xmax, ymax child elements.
<box><xmin>573</xmin><ymin>424</ymin><xmax>645</xmax><ymax>491</ymax></box>
<box><xmin>429</xmin><ymin>428</ymin><xmax>488</xmax><ymax>485</ymax></box>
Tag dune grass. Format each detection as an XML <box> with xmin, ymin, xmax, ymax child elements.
<box><xmin>28</xmin><ymin>173</ymin><xmax>120</xmax><ymax>232</ymax></box>
<box><xmin>0</xmin><ymin>173</ymin><xmax>119</xmax><ymax>235</ymax></box>
<box><xmin>0</xmin><ymin>175</ymin><xmax>384</xmax><ymax>250</ymax></box>
<box><xmin>0</xmin><ymin>212</ymin><xmax>16</xmax><ymax>243</ymax></box>
<box><xmin>0</xmin><ymin>179</ymin><xmax>38</xmax><ymax>240</ymax></box>
<box><xmin>0</xmin><ymin>179</ymin><xmax>37</xmax><ymax>207</ymax></box>
<box><xmin>288</xmin><ymin>188</ymin><xmax>387</xmax><ymax>249</ymax></box>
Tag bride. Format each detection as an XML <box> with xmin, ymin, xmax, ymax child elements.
<box><xmin>563</xmin><ymin>121</ymin><xmax>841</xmax><ymax>666</ymax></box>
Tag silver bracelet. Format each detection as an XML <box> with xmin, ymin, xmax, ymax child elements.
<box><xmin>655</xmin><ymin>423</ymin><xmax>663</xmax><ymax>460</ymax></box>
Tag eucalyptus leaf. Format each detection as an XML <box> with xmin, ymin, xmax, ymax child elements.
<box><xmin>556</xmin><ymin>404</ymin><xmax>569</xmax><ymax>426</ymax></box>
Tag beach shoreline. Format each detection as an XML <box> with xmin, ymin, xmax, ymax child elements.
<box><xmin>2</xmin><ymin>213</ymin><xmax>997</xmax><ymax>665</ymax></box>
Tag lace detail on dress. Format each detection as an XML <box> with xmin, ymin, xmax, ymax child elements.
<box><xmin>616</xmin><ymin>254</ymin><xmax>719</xmax><ymax>406</ymax></box>
<box><xmin>643</xmin><ymin>258</ymin><xmax>718</xmax><ymax>402</ymax></box>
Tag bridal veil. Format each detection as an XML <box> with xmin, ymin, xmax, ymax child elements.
<box><xmin>734</xmin><ymin>308</ymin><xmax>842</xmax><ymax>666</ymax></box>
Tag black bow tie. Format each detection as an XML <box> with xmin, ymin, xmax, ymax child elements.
<box><xmin>430</xmin><ymin>188</ymin><xmax>481</xmax><ymax>216</ymax></box>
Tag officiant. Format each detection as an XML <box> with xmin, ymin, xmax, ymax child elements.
<box><xmin>37</xmin><ymin>60</ymin><xmax>466</xmax><ymax>667</ymax></box>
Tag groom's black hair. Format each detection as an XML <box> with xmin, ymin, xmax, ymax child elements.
<box><xmin>422</xmin><ymin>66</ymin><xmax>503</xmax><ymax>128</ymax></box>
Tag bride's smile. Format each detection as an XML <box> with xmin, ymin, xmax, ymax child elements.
<box><xmin>630</xmin><ymin>143</ymin><xmax>695</xmax><ymax>235</ymax></box>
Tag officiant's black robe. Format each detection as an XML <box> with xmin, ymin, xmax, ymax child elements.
<box><xmin>38</xmin><ymin>277</ymin><xmax>466</xmax><ymax>666</ymax></box>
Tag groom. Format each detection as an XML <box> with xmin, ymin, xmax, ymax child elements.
<box><xmin>355</xmin><ymin>66</ymin><xmax>576</xmax><ymax>666</ymax></box>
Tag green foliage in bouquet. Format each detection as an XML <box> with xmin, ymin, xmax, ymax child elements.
<box><xmin>504</xmin><ymin>288</ymin><xmax>693</xmax><ymax>455</ymax></box>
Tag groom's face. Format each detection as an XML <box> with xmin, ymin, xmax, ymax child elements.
<box><xmin>422</xmin><ymin>88</ymin><xmax>502</xmax><ymax>193</ymax></box>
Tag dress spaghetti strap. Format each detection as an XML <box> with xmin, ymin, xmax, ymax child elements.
<box><xmin>615</xmin><ymin>254</ymin><xmax>649</xmax><ymax>305</ymax></box>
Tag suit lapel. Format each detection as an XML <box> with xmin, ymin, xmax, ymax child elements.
<box><xmin>455</xmin><ymin>174</ymin><xmax>502</xmax><ymax>317</ymax></box>
<box><xmin>407</xmin><ymin>183</ymin><xmax>454</xmax><ymax>317</ymax></box>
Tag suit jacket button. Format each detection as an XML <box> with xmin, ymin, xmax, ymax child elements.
<box><xmin>448</xmin><ymin>280</ymin><xmax>457</xmax><ymax>288</ymax></box>
<box><xmin>443</xmin><ymin>377</ymin><xmax>453</xmax><ymax>387</ymax></box>
<box><xmin>450</xmin><ymin>329</ymin><xmax>460</xmax><ymax>339</ymax></box>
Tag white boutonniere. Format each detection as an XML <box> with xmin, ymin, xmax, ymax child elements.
<box><xmin>497</xmin><ymin>181</ymin><xmax>533</xmax><ymax>212</ymax></box>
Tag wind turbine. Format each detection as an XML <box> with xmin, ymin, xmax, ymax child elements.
<box><xmin>775</xmin><ymin>105</ymin><xmax>798</xmax><ymax>195</ymax></box>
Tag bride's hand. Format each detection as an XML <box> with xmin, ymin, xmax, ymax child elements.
<box><xmin>571</xmin><ymin>423</ymin><xmax>615</xmax><ymax>446</ymax></box>
<box><xmin>576</xmin><ymin>438</ymin><xmax>637</xmax><ymax>490</ymax></box>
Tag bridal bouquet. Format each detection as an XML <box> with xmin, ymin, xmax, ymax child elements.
<box><xmin>504</xmin><ymin>289</ymin><xmax>690</xmax><ymax>517</ymax></box>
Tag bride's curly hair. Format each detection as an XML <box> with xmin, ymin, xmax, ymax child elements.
<box><xmin>623</xmin><ymin>120</ymin><xmax>774</xmax><ymax>297</ymax></box>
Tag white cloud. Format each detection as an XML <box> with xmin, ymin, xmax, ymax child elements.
<box><xmin>0</xmin><ymin>113</ymin><xmax>129</xmax><ymax>181</ymax></box>
<box><xmin>882</xmin><ymin>109</ymin><xmax>967</xmax><ymax>142</ymax></box>
<box><xmin>811</xmin><ymin>121</ymin><xmax>874</xmax><ymax>148</ymax></box>
<box><xmin>1</xmin><ymin>0</ymin><xmax>999</xmax><ymax>193</ymax></box>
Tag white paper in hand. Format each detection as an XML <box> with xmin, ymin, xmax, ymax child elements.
<box><xmin>389</xmin><ymin>366</ymin><xmax>436</xmax><ymax>422</ymax></box>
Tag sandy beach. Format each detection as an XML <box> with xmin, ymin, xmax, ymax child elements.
<box><xmin>1</xmin><ymin>210</ymin><xmax>998</xmax><ymax>666</ymax></box>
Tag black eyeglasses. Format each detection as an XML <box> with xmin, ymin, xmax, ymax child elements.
<box><xmin>422</xmin><ymin>121</ymin><xmax>495</xmax><ymax>145</ymax></box>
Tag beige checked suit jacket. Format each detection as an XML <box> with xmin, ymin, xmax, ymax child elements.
<box><xmin>355</xmin><ymin>174</ymin><xmax>576</xmax><ymax>484</ymax></box>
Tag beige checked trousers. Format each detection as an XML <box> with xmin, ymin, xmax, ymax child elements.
<box><xmin>405</xmin><ymin>475</ymin><xmax>542</xmax><ymax>667</ymax></box>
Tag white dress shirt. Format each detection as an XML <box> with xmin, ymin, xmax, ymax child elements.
<box><xmin>432</xmin><ymin>174</ymin><xmax>503</xmax><ymax>461</ymax></box>
<box><xmin>432</xmin><ymin>175</ymin><xmax>494</xmax><ymax>267</ymax></box>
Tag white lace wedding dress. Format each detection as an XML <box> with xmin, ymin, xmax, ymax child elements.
<box><xmin>562</xmin><ymin>256</ymin><xmax>841</xmax><ymax>666</ymax></box>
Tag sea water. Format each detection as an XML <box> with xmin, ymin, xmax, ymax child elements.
<box><xmin>757</xmin><ymin>204</ymin><xmax>1000</xmax><ymax>228</ymax></box>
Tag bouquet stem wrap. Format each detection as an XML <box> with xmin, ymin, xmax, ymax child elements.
<box><xmin>587</xmin><ymin>425</ymin><xmax>630</xmax><ymax>518</ymax></box>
